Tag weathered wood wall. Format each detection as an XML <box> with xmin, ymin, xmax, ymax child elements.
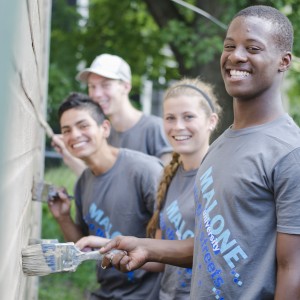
<box><xmin>0</xmin><ymin>0</ymin><xmax>52</xmax><ymax>299</ymax></box>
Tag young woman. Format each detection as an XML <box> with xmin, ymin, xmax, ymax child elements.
<box><xmin>76</xmin><ymin>77</ymin><xmax>221</xmax><ymax>299</ymax></box>
<box><xmin>143</xmin><ymin>77</ymin><xmax>221</xmax><ymax>299</ymax></box>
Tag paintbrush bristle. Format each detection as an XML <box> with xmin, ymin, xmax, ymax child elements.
<box><xmin>22</xmin><ymin>243</ymin><xmax>77</xmax><ymax>276</ymax></box>
<box><xmin>32</xmin><ymin>181</ymin><xmax>58</xmax><ymax>202</ymax></box>
<box><xmin>22</xmin><ymin>243</ymin><xmax>56</xmax><ymax>276</ymax></box>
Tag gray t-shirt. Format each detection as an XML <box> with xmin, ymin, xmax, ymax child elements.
<box><xmin>74</xmin><ymin>149</ymin><xmax>163</xmax><ymax>300</ymax></box>
<box><xmin>191</xmin><ymin>114</ymin><xmax>300</xmax><ymax>299</ymax></box>
<box><xmin>159</xmin><ymin>165</ymin><xmax>197</xmax><ymax>300</ymax></box>
<box><xmin>108</xmin><ymin>114</ymin><xmax>172</xmax><ymax>158</ymax></box>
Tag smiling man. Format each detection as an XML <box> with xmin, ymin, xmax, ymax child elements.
<box><xmin>48</xmin><ymin>92</ymin><xmax>163</xmax><ymax>300</ymax></box>
<box><xmin>77</xmin><ymin>54</ymin><xmax>171</xmax><ymax>162</ymax></box>
<box><xmin>99</xmin><ymin>5</ymin><xmax>300</xmax><ymax>300</ymax></box>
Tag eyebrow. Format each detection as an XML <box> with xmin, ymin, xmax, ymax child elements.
<box><xmin>61</xmin><ymin>119</ymin><xmax>88</xmax><ymax>130</ymax></box>
<box><xmin>224</xmin><ymin>37</ymin><xmax>264</xmax><ymax>44</ymax></box>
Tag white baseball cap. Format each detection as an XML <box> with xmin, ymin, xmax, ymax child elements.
<box><xmin>76</xmin><ymin>54</ymin><xmax>131</xmax><ymax>83</ymax></box>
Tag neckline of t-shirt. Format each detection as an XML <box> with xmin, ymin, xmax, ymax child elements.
<box><xmin>225</xmin><ymin>113</ymin><xmax>289</xmax><ymax>138</ymax></box>
<box><xmin>111</xmin><ymin>114</ymin><xmax>146</xmax><ymax>135</ymax></box>
<box><xmin>178</xmin><ymin>163</ymin><xmax>198</xmax><ymax>177</ymax></box>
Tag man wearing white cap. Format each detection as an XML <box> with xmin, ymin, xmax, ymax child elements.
<box><xmin>52</xmin><ymin>54</ymin><xmax>172</xmax><ymax>175</ymax></box>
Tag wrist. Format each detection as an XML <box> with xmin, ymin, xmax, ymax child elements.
<box><xmin>56</xmin><ymin>214</ymin><xmax>73</xmax><ymax>224</ymax></box>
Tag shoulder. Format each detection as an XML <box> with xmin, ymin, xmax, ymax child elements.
<box><xmin>120</xmin><ymin>148</ymin><xmax>163</xmax><ymax>168</ymax></box>
<box><xmin>139</xmin><ymin>114</ymin><xmax>163</xmax><ymax>127</ymax></box>
<box><xmin>76</xmin><ymin>168</ymin><xmax>92</xmax><ymax>184</ymax></box>
<box><xmin>261</xmin><ymin>115</ymin><xmax>300</xmax><ymax>156</ymax></box>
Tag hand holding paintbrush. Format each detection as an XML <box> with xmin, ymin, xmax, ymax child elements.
<box><xmin>47</xmin><ymin>187</ymin><xmax>74</xmax><ymax>221</ymax></box>
<box><xmin>32</xmin><ymin>180</ymin><xmax>74</xmax><ymax>203</ymax></box>
<box><xmin>21</xmin><ymin>242</ymin><xmax>126</xmax><ymax>276</ymax></box>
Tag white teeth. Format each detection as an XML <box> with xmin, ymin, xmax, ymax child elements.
<box><xmin>230</xmin><ymin>70</ymin><xmax>250</xmax><ymax>77</ymax></box>
<box><xmin>174</xmin><ymin>136</ymin><xmax>190</xmax><ymax>141</ymax></box>
<box><xmin>73</xmin><ymin>141</ymin><xmax>87</xmax><ymax>148</ymax></box>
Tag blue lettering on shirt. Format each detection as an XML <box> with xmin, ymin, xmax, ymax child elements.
<box><xmin>87</xmin><ymin>203</ymin><xmax>122</xmax><ymax>238</ymax></box>
<box><xmin>195</xmin><ymin>166</ymin><xmax>248</xmax><ymax>294</ymax></box>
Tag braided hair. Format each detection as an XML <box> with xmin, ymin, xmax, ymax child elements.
<box><xmin>147</xmin><ymin>152</ymin><xmax>180</xmax><ymax>238</ymax></box>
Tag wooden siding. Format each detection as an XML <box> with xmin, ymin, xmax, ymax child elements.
<box><xmin>0</xmin><ymin>0</ymin><xmax>52</xmax><ymax>299</ymax></box>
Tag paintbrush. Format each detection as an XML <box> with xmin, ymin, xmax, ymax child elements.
<box><xmin>32</xmin><ymin>180</ymin><xmax>74</xmax><ymax>202</ymax></box>
<box><xmin>22</xmin><ymin>242</ymin><xmax>121</xmax><ymax>276</ymax></box>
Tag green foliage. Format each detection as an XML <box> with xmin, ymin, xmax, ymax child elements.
<box><xmin>81</xmin><ymin>0</ymin><xmax>174</xmax><ymax>87</ymax></box>
<box><xmin>287</xmin><ymin>68</ymin><xmax>300</xmax><ymax>126</ymax></box>
<box><xmin>160</xmin><ymin>19</ymin><xmax>224</xmax><ymax>70</ymax></box>
<box><xmin>48</xmin><ymin>0</ymin><xmax>300</xmax><ymax>132</ymax></box>
<box><xmin>39</xmin><ymin>165</ymin><xmax>98</xmax><ymax>299</ymax></box>
<box><xmin>48</xmin><ymin>0</ymin><xmax>84</xmax><ymax>132</ymax></box>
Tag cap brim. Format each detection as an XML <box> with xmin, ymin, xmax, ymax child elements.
<box><xmin>76</xmin><ymin>68</ymin><xmax>121</xmax><ymax>83</ymax></box>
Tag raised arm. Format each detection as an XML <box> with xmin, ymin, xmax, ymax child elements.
<box><xmin>275</xmin><ymin>232</ymin><xmax>300</xmax><ymax>299</ymax></box>
<box><xmin>100</xmin><ymin>236</ymin><xmax>194</xmax><ymax>272</ymax></box>
<box><xmin>51</xmin><ymin>134</ymin><xmax>86</xmax><ymax>176</ymax></box>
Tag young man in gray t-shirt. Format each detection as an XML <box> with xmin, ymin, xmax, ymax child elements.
<box><xmin>48</xmin><ymin>92</ymin><xmax>163</xmax><ymax>300</ymax></box>
<box><xmin>98</xmin><ymin>6</ymin><xmax>300</xmax><ymax>299</ymax></box>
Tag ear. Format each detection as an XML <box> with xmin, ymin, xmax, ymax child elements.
<box><xmin>208</xmin><ymin>113</ymin><xmax>219</xmax><ymax>131</ymax></box>
<box><xmin>121</xmin><ymin>81</ymin><xmax>132</xmax><ymax>94</ymax></box>
<box><xmin>278</xmin><ymin>52</ymin><xmax>292</xmax><ymax>72</ymax></box>
<box><xmin>101</xmin><ymin>119</ymin><xmax>111</xmax><ymax>138</ymax></box>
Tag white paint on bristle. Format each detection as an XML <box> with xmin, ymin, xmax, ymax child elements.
<box><xmin>21</xmin><ymin>244</ymin><xmax>54</xmax><ymax>276</ymax></box>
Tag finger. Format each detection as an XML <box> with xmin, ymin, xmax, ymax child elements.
<box><xmin>109</xmin><ymin>250</ymin><xmax>127</xmax><ymax>270</ymax></box>
<box><xmin>52</xmin><ymin>134</ymin><xmax>64</xmax><ymax>145</ymax></box>
<box><xmin>48</xmin><ymin>200</ymin><xmax>53</xmax><ymax>206</ymax></box>
<box><xmin>57</xmin><ymin>190</ymin><xmax>70</xmax><ymax>200</ymax></box>
<box><xmin>75</xmin><ymin>239</ymin><xmax>86</xmax><ymax>250</ymax></box>
<box><xmin>81</xmin><ymin>246</ymin><xmax>93</xmax><ymax>252</ymax></box>
<box><xmin>100</xmin><ymin>240</ymin><xmax>118</xmax><ymax>254</ymax></box>
<box><xmin>118</xmin><ymin>255</ymin><xmax>132</xmax><ymax>272</ymax></box>
<box><xmin>101</xmin><ymin>254</ymin><xmax>112</xmax><ymax>270</ymax></box>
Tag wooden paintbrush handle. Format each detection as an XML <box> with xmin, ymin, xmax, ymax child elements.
<box><xmin>80</xmin><ymin>250</ymin><xmax>103</xmax><ymax>261</ymax></box>
<box><xmin>80</xmin><ymin>249</ymin><xmax>124</xmax><ymax>262</ymax></box>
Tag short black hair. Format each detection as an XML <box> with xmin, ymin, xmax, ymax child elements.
<box><xmin>232</xmin><ymin>5</ymin><xmax>293</xmax><ymax>53</ymax></box>
<box><xmin>58</xmin><ymin>92</ymin><xmax>106</xmax><ymax>125</ymax></box>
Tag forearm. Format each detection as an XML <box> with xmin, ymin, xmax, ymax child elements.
<box><xmin>52</xmin><ymin>134</ymin><xmax>86</xmax><ymax>177</ymax></box>
<box><xmin>142</xmin><ymin>262</ymin><xmax>165</xmax><ymax>272</ymax></box>
<box><xmin>275</xmin><ymin>232</ymin><xmax>300</xmax><ymax>299</ymax></box>
<box><xmin>56</xmin><ymin>215</ymin><xmax>84</xmax><ymax>242</ymax></box>
<box><xmin>143</xmin><ymin>238</ymin><xmax>194</xmax><ymax>268</ymax></box>
<box><xmin>63</xmin><ymin>155</ymin><xmax>86</xmax><ymax>177</ymax></box>
<box><xmin>275</xmin><ymin>267</ymin><xmax>300</xmax><ymax>300</ymax></box>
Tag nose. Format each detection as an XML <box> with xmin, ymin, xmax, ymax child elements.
<box><xmin>174</xmin><ymin>118</ymin><xmax>185</xmax><ymax>130</ymax></box>
<box><xmin>69</xmin><ymin>127</ymin><xmax>81</xmax><ymax>140</ymax></box>
<box><xmin>227</xmin><ymin>46</ymin><xmax>247</xmax><ymax>63</ymax></box>
<box><xmin>89</xmin><ymin>85</ymin><xmax>105</xmax><ymax>103</ymax></box>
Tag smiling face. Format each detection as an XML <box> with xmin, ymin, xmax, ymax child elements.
<box><xmin>60</xmin><ymin>108</ymin><xmax>109</xmax><ymax>161</ymax></box>
<box><xmin>87</xmin><ymin>73</ymin><xmax>129</xmax><ymax>117</ymax></box>
<box><xmin>220</xmin><ymin>16</ymin><xmax>284</xmax><ymax>101</ymax></box>
<box><xmin>163</xmin><ymin>95</ymin><xmax>214</xmax><ymax>158</ymax></box>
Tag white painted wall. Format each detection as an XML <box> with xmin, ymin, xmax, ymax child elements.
<box><xmin>0</xmin><ymin>0</ymin><xmax>52</xmax><ymax>299</ymax></box>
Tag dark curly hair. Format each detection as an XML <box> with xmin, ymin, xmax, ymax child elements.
<box><xmin>58</xmin><ymin>92</ymin><xmax>106</xmax><ymax>125</ymax></box>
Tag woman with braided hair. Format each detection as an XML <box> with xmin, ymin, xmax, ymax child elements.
<box><xmin>75</xmin><ymin>77</ymin><xmax>221</xmax><ymax>299</ymax></box>
<box><xmin>143</xmin><ymin>77</ymin><xmax>222</xmax><ymax>299</ymax></box>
